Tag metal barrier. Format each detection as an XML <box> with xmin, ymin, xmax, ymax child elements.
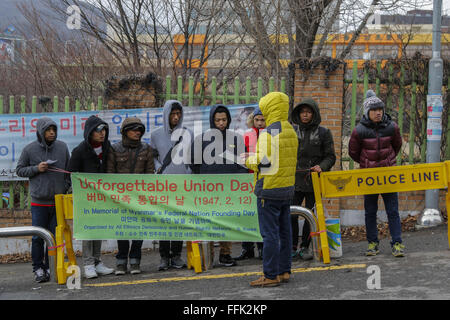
<box><xmin>0</xmin><ymin>226</ymin><xmax>57</xmax><ymax>283</ymax></box>
<box><xmin>187</xmin><ymin>205</ymin><xmax>321</xmax><ymax>272</ymax></box>
<box><xmin>290</xmin><ymin>206</ymin><xmax>320</xmax><ymax>261</ymax></box>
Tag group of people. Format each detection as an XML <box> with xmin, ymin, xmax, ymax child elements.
<box><xmin>16</xmin><ymin>89</ymin><xmax>405</xmax><ymax>287</ymax></box>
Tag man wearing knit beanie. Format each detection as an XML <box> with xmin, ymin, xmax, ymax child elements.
<box><xmin>349</xmin><ymin>89</ymin><xmax>404</xmax><ymax>258</ymax></box>
<box><xmin>363</xmin><ymin>89</ymin><xmax>385</xmax><ymax>121</ymax></box>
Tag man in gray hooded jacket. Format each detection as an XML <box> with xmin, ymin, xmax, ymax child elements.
<box><xmin>16</xmin><ymin>117</ymin><xmax>70</xmax><ymax>283</ymax></box>
<box><xmin>150</xmin><ymin>100</ymin><xmax>192</xmax><ymax>271</ymax></box>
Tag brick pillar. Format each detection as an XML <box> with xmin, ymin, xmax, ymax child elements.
<box><xmin>292</xmin><ymin>61</ymin><xmax>345</xmax><ymax>217</ymax></box>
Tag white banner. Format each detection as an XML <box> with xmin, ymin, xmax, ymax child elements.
<box><xmin>0</xmin><ymin>104</ymin><xmax>257</xmax><ymax>180</ymax></box>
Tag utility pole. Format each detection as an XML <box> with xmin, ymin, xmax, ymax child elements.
<box><xmin>417</xmin><ymin>0</ymin><xmax>444</xmax><ymax>228</ymax></box>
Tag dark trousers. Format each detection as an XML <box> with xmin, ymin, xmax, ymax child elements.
<box><xmin>241</xmin><ymin>241</ymin><xmax>263</xmax><ymax>251</ymax></box>
<box><xmin>258</xmin><ymin>198</ymin><xmax>292</xmax><ymax>280</ymax></box>
<box><xmin>159</xmin><ymin>240</ymin><xmax>183</xmax><ymax>258</ymax></box>
<box><xmin>364</xmin><ymin>192</ymin><xmax>402</xmax><ymax>246</ymax></box>
<box><xmin>31</xmin><ymin>205</ymin><xmax>57</xmax><ymax>272</ymax></box>
<box><xmin>116</xmin><ymin>240</ymin><xmax>143</xmax><ymax>265</ymax></box>
<box><xmin>291</xmin><ymin>191</ymin><xmax>315</xmax><ymax>250</ymax></box>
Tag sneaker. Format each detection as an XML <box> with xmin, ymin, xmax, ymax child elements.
<box><xmin>233</xmin><ymin>249</ymin><xmax>255</xmax><ymax>261</ymax></box>
<box><xmin>84</xmin><ymin>265</ymin><xmax>98</xmax><ymax>279</ymax></box>
<box><xmin>171</xmin><ymin>256</ymin><xmax>187</xmax><ymax>269</ymax></box>
<box><xmin>392</xmin><ymin>242</ymin><xmax>405</xmax><ymax>257</ymax></box>
<box><xmin>250</xmin><ymin>276</ymin><xmax>280</xmax><ymax>287</ymax></box>
<box><xmin>130</xmin><ymin>264</ymin><xmax>141</xmax><ymax>274</ymax></box>
<box><xmin>115</xmin><ymin>264</ymin><xmax>127</xmax><ymax>275</ymax></box>
<box><xmin>34</xmin><ymin>268</ymin><xmax>48</xmax><ymax>283</ymax></box>
<box><xmin>159</xmin><ymin>257</ymin><xmax>170</xmax><ymax>271</ymax></box>
<box><xmin>291</xmin><ymin>249</ymin><xmax>299</xmax><ymax>258</ymax></box>
<box><xmin>219</xmin><ymin>254</ymin><xmax>237</xmax><ymax>267</ymax></box>
<box><xmin>298</xmin><ymin>247</ymin><xmax>313</xmax><ymax>260</ymax></box>
<box><xmin>95</xmin><ymin>262</ymin><xmax>114</xmax><ymax>275</ymax></box>
<box><xmin>279</xmin><ymin>272</ymin><xmax>290</xmax><ymax>283</ymax></box>
<box><xmin>366</xmin><ymin>242</ymin><xmax>380</xmax><ymax>256</ymax></box>
<box><xmin>45</xmin><ymin>269</ymin><xmax>51</xmax><ymax>282</ymax></box>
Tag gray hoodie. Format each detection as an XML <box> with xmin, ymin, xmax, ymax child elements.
<box><xmin>149</xmin><ymin>100</ymin><xmax>192</xmax><ymax>174</ymax></box>
<box><xmin>16</xmin><ymin>117</ymin><xmax>70</xmax><ymax>205</ymax></box>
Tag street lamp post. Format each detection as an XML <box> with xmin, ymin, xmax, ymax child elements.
<box><xmin>417</xmin><ymin>0</ymin><xmax>444</xmax><ymax>228</ymax></box>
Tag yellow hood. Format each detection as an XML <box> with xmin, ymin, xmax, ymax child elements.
<box><xmin>259</xmin><ymin>92</ymin><xmax>289</xmax><ymax>126</ymax></box>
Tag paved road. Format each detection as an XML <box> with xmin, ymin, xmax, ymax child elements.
<box><xmin>1</xmin><ymin>224</ymin><xmax>449</xmax><ymax>305</ymax></box>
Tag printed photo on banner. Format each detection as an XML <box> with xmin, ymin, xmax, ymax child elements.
<box><xmin>0</xmin><ymin>104</ymin><xmax>257</xmax><ymax>180</ymax></box>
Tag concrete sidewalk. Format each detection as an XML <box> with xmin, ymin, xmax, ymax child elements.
<box><xmin>0</xmin><ymin>223</ymin><xmax>449</xmax><ymax>300</ymax></box>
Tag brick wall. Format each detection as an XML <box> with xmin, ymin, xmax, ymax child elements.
<box><xmin>0</xmin><ymin>209</ymin><xmax>31</xmax><ymax>229</ymax></box>
<box><xmin>292</xmin><ymin>61</ymin><xmax>345</xmax><ymax>217</ymax></box>
<box><xmin>340</xmin><ymin>191</ymin><xmax>448</xmax><ymax>214</ymax></box>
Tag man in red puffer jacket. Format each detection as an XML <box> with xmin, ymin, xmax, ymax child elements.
<box><xmin>349</xmin><ymin>90</ymin><xmax>405</xmax><ymax>258</ymax></box>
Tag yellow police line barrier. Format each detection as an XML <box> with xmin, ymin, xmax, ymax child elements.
<box><xmin>186</xmin><ymin>241</ymin><xmax>213</xmax><ymax>273</ymax></box>
<box><xmin>312</xmin><ymin>161</ymin><xmax>450</xmax><ymax>264</ymax></box>
<box><xmin>54</xmin><ymin>194</ymin><xmax>78</xmax><ymax>284</ymax></box>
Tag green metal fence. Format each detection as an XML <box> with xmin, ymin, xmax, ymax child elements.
<box><xmin>164</xmin><ymin>75</ymin><xmax>286</xmax><ymax>106</ymax></box>
<box><xmin>0</xmin><ymin>76</ymin><xmax>286</xmax><ymax>210</ymax></box>
<box><xmin>2</xmin><ymin>64</ymin><xmax>449</xmax><ymax>211</ymax></box>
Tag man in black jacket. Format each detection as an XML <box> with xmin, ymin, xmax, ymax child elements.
<box><xmin>68</xmin><ymin>115</ymin><xmax>115</xmax><ymax>279</ymax></box>
<box><xmin>290</xmin><ymin>99</ymin><xmax>336</xmax><ymax>260</ymax></box>
<box><xmin>190</xmin><ymin>104</ymin><xmax>247</xmax><ymax>267</ymax></box>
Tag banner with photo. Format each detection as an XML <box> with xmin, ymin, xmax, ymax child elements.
<box><xmin>0</xmin><ymin>104</ymin><xmax>257</xmax><ymax>180</ymax></box>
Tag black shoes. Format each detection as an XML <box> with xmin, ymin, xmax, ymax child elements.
<box><xmin>219</xmin><ymin>254</ymin><xmax>237</xmax><ymax>267</ymax></box>
<box><xmin>159</xmin><ymin>256</ymin><xmax>187</xmax><ymax>271</ymax></box>
<box><xmin>34</xmin><ymin>268</ymin><xmax>49</xmax><ymax>283</ymax></box>
<box><xmin>234</xmin><ymin>249</ymin><xmax>255</xmax><ymax>261</ymax></box>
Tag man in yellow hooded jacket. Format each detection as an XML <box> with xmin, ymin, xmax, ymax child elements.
<box><xmin>243</xmin><ymin>92</ymin><xmax>298</xmax><ymax>287</ymax></box>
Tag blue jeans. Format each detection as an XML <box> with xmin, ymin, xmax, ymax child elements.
<box><xmin>364</xmin><ymin>192</ymin><xmax>402</xmax><ymax>246</ymax></box>
<box><xmin>31</xmin><ymin>205</ymin><xmax>57</xmax><ymax>272</ymax></box>
<box><xmin>257</xmin><ymin>198</ymin><xmax>292</xmax><ymax>280</ymax></box>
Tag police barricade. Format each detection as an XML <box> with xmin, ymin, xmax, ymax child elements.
<box><xmin>54</xmin><ymin>194</ymin><xmax>78</xmax><ymax>284</ymax></box>
<box><xmin>53</xmin><ymin>194</ymin><xmax>212</xmax><ymax>280</ymax></box>
<box><xmin>311</xmin><ymin>161</ymin><xmax>450</xmax><ymax>264</ymax></box>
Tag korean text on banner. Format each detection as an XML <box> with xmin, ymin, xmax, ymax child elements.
<box><xmin>71</xmin><ymin>173</ymin><xmax>262</xmax><ymax>242</ymax></box>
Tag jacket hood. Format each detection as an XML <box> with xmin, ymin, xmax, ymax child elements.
<box><xmin>163</xmin><ymin>100</ymin><xmax>184</xmax><ymax>134</ymax></box>
<box><xmin>36</xmin><ymin>117</ymin><xmax>57</xmax><ymax>144</ymax></box>
<box><xmin>246</xmin><ymin>106</ymin><xmax>264</xmax><ymax>129</ymax></box>
<box><xmin>83</xmin><ymin>115</ymin><xmax>109</xmax><ymax>144</ymax></box>
<box><xmin>120</xmin><ymin>117</ymin><xmax>145</xmax><ymax>135</ymax></box>
<box><xmin>209</xmin><ymin>104</ymin><xmax>231</xmax><ymax>130</ymax></box>
<box><xmin>291</xmin><ymin>98</ymin><xmax>321</xmax><ymax>129</ymax></box>
<box><xmin>258</xmin><ymin>92</ymin><xmax>289</xmax><ymax>126</ymax></box>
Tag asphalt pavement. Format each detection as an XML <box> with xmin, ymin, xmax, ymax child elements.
<box><xmin>1</xmin><ymin>223</ymin><xmax>449</xmax><ymax>304</ymax></box>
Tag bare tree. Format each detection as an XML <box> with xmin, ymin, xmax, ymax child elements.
<box><xmin>229</xmin><ymin>0</ymin><xmax>430</xmax><ymax>63</ymax></box>
<box><xmin>0</xmin><ymin>0</ymin><xmax>118</xmax><ymax>108</ymax></box>
<box><xmin>41</xmin><ymin>0</ymin><xmax>248</xmax><ymax>88</ymax></box>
